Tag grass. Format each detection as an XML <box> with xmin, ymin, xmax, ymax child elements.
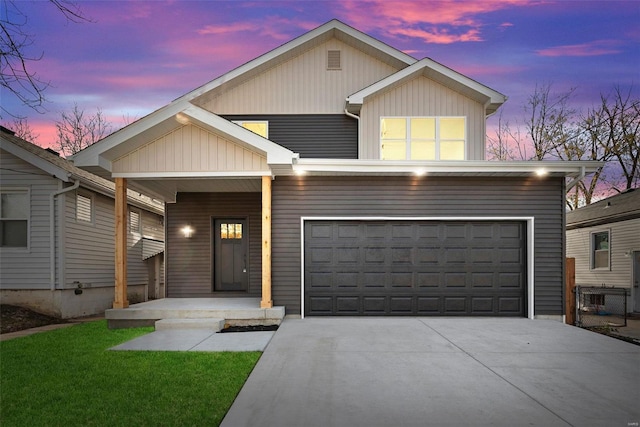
<box><xmin>0</xmin><ymin>321</ymin><xmax>261</xmax><ymax>426</ymax></box>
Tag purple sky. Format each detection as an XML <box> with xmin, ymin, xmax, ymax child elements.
<box><xmin>2</xmin><ymin>0</ymin><xmax>639</xmax><ymax>149</ymax></box>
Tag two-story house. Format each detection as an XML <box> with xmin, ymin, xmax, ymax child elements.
<box><xmin>72</xmin><ymin>20</ymin><xmax>599</xmax><ymax>321</ymax></box>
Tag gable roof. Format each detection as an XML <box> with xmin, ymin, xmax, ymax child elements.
<box><xmin>183</xmin><ymin>19</ymin><xmax>417</xmax><ymax>107</ymax></box>
<box><xmin>346</xmin><ymin>58</ymin><xmax>507</xmax><ymax>115</ymax></box>
<box><xmin>0</xmin><ymin>128</ymin><xmax>163</xmax><ymax>214</ymax></box>
<box><xmin>566</xmin><ymin>189</ymin><xmax>640</xmax><ymax>229</ymax></box>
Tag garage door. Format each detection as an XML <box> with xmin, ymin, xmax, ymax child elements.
<box><xmin>304</xmin><ymin>220</ymin><xmax>526</xmax><ymax>316</ymax></box>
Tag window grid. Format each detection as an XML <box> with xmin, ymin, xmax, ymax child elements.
<box><xmin>380</xmin><ymin>117</ymin><xmax>466</xmax><ymax>161</ymax></box>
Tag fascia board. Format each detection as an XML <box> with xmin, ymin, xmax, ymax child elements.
<box><xmin>182</xmin><ymin>105</ymin><xmax>295</xmax><ymax>165</ymax></box>
<box><xmin>71</xmin><ymin>100</ymin><xmax>191</xmax><ymax>167</ymax></box>
<box><xmin>0</xmin><ymin>137</ymin><xmax>70</xmax><ymax>182</ymax></box>
<box><xmin>178</xmin><ymin>20</ymin><xmax>416</xmax><ymax>103</ymax></box>
<box><xmin>347</xmin><ymin>58</ymin><xmax>507</xmax><ymax>108</ymax></box>
<box><xmin>293</xmin><ymin>159</ymin><xmax>604</xmax><ymax>176</ymax></box>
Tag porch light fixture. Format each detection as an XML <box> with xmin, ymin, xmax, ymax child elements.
<box><xmin>181</xmin><ymin>225</ymin><xmax>194</xmax><ymax>238</ymax></box>
<box><xmin>414</xmin><ymin>169</ymin><xmax>426</xmax><ymax>177</ymax></box>
<box><xmin>294</xmin><ymin>169</ymin><xmax>306</xmax><ymax>176</ymax></box>
<box><xmin>175</xmin><ymin>113</ymin><xmax>190</xmax><ymax>125</ymax></box>
<box><xmin>535</xmin><ymin>168</ymin><xmax>548</xmax><ymax>177</ymax></box>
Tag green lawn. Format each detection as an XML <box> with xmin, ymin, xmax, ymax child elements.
<box><xmin>0</xmin><ymin>321</ymin><xmax>260</xmax><ymax>426</ymax></box>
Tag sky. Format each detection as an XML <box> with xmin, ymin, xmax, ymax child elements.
<box><xmin>1</xmin><ymin>0</ymin><xmax>639</xmax><ymax>149</ymax></box>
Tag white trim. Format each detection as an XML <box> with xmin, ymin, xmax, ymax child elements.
<box><xmin>112</xmin><ymin>171</ymin><xmax>272</xmax><ymax>179</ymax></box>
<box><xmin>0</xmin><ymin>137</ymin><xmax>71</xmax><ymax>182</ymax></box>
<box><xmin>300</xmin><ymin>216</ymin><xmax>535</xmax><ymax>319</ymax></box>
<box><xmin>292</xmin><ymin>159</ymin><xmax>604</xmax><ymax>177</ymax></box>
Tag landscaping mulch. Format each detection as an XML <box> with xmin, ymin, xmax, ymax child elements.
<box><xmin>0</xmin><ymin>304</ymin><xmax>69</xmax><ymax>334</ymax></box>
<box><xmin>221</xmin><ymin>324</ymin><xmax>279</xmax><ymax>333</ymax></box>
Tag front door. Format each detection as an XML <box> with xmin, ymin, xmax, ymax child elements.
<box><xmin>213</xmin><ymin>219</ymin><xmax>248</xmax><ymax>292</ymax></box>
<box><xmin>634</xmin><ymin>251</ymin><xmax>640</xmax><ymax>312</ymax></box>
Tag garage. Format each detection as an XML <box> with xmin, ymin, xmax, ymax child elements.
<box><xmin>304</xmin><ymin>220</ymin><xmax>526</xmax><ymax>316</ymax></box>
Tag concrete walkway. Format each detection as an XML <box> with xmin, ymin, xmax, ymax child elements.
<box><xmin>222</xmin><ymin>317</ymin><xmax>640</xmax><ymax>427</ymax></box>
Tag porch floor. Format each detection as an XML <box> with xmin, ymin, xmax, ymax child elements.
<box><xmin>105</xmin><ymin>298</ymin><xmax>285</xmax><ymax>329</ymax></box>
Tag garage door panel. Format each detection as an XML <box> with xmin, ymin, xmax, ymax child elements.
<box><xmin>304</xmin><ymin>220</ymin><xmax>526</xmax><ymax>316</ymax></box>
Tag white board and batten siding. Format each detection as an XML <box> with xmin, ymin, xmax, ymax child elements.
<box><xmin>359</xmin><ymin>76</ymin><xmax>486</xmax><ymax>160</ymax></box>
<box><xmin>0</xmin><ymin>149</ymin><xmax>61</xmax><ymax>289</ymax></box>
<box><xmin>566</xmin><ymin>218</ymin><xmax>640</xmax><ymax>289</ymax></box>
<box><xmin>112</xmin><ymin>124</ymin><xmax>268</xmax><ymax>174</ymax></box>
<box><xmin>198</xmin><ymin>38</ymin><xmax>400</xmax><ymax>115</ymax></box>
<box><xmin>64</xmin><ymin>190</ymin><xmax>164</xmax><ymax>290</ymax></box>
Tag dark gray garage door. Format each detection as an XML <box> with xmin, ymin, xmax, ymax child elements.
<box><xmin>304</xmin><ymin>220</ymin><xmax>526</xmax><ymax>316</ymax></box>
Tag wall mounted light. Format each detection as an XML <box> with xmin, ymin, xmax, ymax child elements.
<box><xmin>181</xmin><ymin>225</ymin><xmax>194</xmax><ymax>238</ymax></box>
<box><xmin>414</xmin><ymin>169</ymin><xmax>427</xmax><ymax>177</ymax></box>
<box><xmin>535</xmin><ymin>168</ymin><xmax>548</xmax><ymax>177</ymax></box>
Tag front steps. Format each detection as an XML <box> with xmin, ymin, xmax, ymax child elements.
<box><xmin>155</xmin><ymin>318</ymin><xmax>226</xmax><ymax>331</ymax></box>
<box><xmin>105</xmin><ymin>298</ymin><xmax>285</xmax><ymax>329</ymax></box>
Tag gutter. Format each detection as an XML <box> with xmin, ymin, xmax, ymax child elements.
<box><xmin>50</xmin><ymin>179</ymin><xmax>80</xmax><ymax>291</ymax></box>
<box><xmin>565</xmin><ymin>166</ymin><xmax>586</xmax><ymax>192</ymax></box>
<box><xmin>344</xmin><ymin>108</ymin><xmax>361</xmax><ymax>155</ymax></box>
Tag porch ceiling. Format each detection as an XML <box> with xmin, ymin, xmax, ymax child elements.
<box><xmin>128</xmin><ymin>178</ymin><xmax>263</xmax><ymax>203</ymax></box>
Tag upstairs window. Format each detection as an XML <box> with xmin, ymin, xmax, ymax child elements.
<box><xmin>591</xmin><ymin>230</ymin><xmax>610</xmax><ymax>270</ymax></box>
<box><xmin>0</xmin><ymin>189</ymin><xmax>29</xmax><ymax>248</ymax></box>
<box><xmin>234</xmin><ymin>121</ymin><xmax>268</xmax><ymax>138</ymax></box>
<box><xmin>380</xmin><ymin>117</ymin><xmax>466</xmax><ymax>160</ymax></box>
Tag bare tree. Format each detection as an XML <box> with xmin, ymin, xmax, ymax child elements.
<box><xmin>55</xmin><ymin>103</ymin><xmax>111</xmax><ymax>156</ymax></box>
<box><xmin>2</xmin><ymin>116</ymin><xmax>39</xmax><ymax>142</ymax></box>
<box><xmin>0</xmin><ymin>0</ymin><xmax>90</xmax><ymax>118</ymax></box>
<box><xmin>597</xmin><ymin>87</ymin><xmax>640</xmax><ymax>192</ymax></box>
<box><xmin>524</xmin><ymin>83</ymin><xmax>576</xmax><ymax>160</ymax></box>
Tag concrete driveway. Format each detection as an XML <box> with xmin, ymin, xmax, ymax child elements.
<box><xmin>222</xmin><ymin>317</ymin><xmax>640</xmax><ymax>427</ymax></box>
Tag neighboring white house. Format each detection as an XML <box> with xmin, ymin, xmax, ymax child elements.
<box><xmin>566</xmin><ymin>189</ymin><xmax>640</xmax><ymax>313</ymax></box>
<box><xmin>0</xmin><ymin>127</ymin><xmax>165</xmax><ymax>318</ymax></box>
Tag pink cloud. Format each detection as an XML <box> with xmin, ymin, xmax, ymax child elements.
<box><xmin>536</xmin><ymin>39</ymin><xmax>623</xmax><ymax>57</ymax></box>
<box><xmin>334</xmin><ymin>0</ymin><xmax>529</xmax><ymax>44</ymax></box>
<box><xmin>390</xmin><ymin>27</ymin><xmax>482</xmax><ymax>44</ymax></box>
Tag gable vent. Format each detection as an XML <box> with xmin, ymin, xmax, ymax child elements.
<box><xmin>327</xmin><ymin>50</ymin><xmax>341</xmax><ymax>70</ymax></box>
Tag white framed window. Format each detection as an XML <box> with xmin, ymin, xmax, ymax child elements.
<box><xmin>380</xmin><ymin>117</ymin><xmax>466</xmax><ymax>160</ymax></box>
<box><xmin>129</xmin><ymin>209</ymin><xmax>141</xmax><ymax>235</ymax></box>
<box><xmin>233</xmin><ymin>121</ymin><xmax>268</xmax><ymax>138</ymax></box>
<box><xmin>76</xmin><ymin>192</ymin><xmax>93</xmax><ymax>223</ymax></box>
<box><xmin>0</xmin><ymin>188</ymin><xmax>29</xmax><ymax>248</ymax></box>
<box><xmin>591</xmin><ymin>230</ymin><xmax>610</xmax><ymax>270</ymax></box>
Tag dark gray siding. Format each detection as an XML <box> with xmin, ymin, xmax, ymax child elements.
<box><xmin>271</xmin><ymin>176</ymin><xmax>564</xmax><ymax>316</ymax></box>
<box><xmin>166</xmin><ymin>192</ymin><xmax>261</xmax><ymax>297</ymax></box>
<box><xmin>222</xmin><ymin>114</ymin><xmax>358</xmax><ymax>159</ymax></box>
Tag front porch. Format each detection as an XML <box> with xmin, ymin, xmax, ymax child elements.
<box><xmin>106</xmin><ymin>298</ymin><xmax>285</xmax><ymax>329</ymax></box>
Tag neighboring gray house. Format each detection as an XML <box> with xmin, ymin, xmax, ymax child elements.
<box><xmin>0</xmin><ymin>127</ymin><xmax>165</xmax><ymax>318</ymax></box>
<box><xmin>72</xmin><ymin>20</ymin><xmax>600</xmax><ymax>320</ymax></box>
<box><xmin>567</xmin><ymin>189</ymin><xmax>640</xmax><ymax>313</ymax></box>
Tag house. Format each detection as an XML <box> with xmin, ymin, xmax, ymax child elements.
<box><xmin>0</xmin><ymin>127</ymin><xmax>165</xmax><ymax>318</ymax></box>
<box><xmin>566</xmin><ymin>189</ymin><xmax>640</xmax><ymax>313</ymax></box>
<box><xmin>71</xmin><ymin>20</ymin><xmax>601</xmax><ymax>321</ymax></box>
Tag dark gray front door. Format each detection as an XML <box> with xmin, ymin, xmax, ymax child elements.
<box><xmin>304</xmin><ymin>220</ymin><xmax>526</xmax><ymax>316</ymax></box>
<box><xmin>214</xmin><ymin>219</ymin><xmax>248</xmax><ymax>291</ymax></box>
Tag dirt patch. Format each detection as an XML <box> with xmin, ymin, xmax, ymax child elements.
<box><xmin>1</xmin><ymin>305</ymin><xmax>69</xmax><ymax>334</ymax></box>
<box><xmin>221</xmin><ymin>324</ymin><xmax>279</xmax><ymax>333</ymax></box>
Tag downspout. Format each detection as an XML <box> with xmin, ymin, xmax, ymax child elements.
<box><xmin>565</xmin><ymin>166</ymin><xmax>586</xmax><ymax>192</ymax></box>
<box><xmin>344</xmin><ymin>108</ymin><xmax>361</xmax><ymax>156</ymax></box>
<box><xmin>50</xmin><ymin>179</ymin><xmax>80</xmax><ymax>290</ymax></box>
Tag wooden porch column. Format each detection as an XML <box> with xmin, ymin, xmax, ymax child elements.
<box><xmin>113</xmin><ymin>177</ymin><xmax>129</xmax><ymax>309</ymax></box>
<box><xmin>261</xmin><ymin>175</ymin><xmax>273</xmax><ymax>308</ymax></box>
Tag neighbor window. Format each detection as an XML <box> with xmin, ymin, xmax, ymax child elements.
<box><xmin>76</xmin><ymin>193</ymin><xmax>93</xmax><ymax>223</ymax></box>
<box><xmin>0</xmin><ymin>189</ymin><xmax>29</xmax><ymax>248</ymax></box>
<box><xmin>591</xmin><ymin>230</ymin><xmax>610</xmax><ymax>269</ymax></box>
<box><xmin>380</xmin><ymin>117</ymin><xmax>465</xmax><ymax>160</ymax></box>
<box><xmin>234</xmin><ymin>121</ymin><xmax>268</xmax><ymax>138</ymax></box>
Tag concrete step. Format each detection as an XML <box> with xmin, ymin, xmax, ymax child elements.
<box><xmin>155</xmin><ymin>318</ymin><xmax>226</xmax><ymax>332</ymax></box>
